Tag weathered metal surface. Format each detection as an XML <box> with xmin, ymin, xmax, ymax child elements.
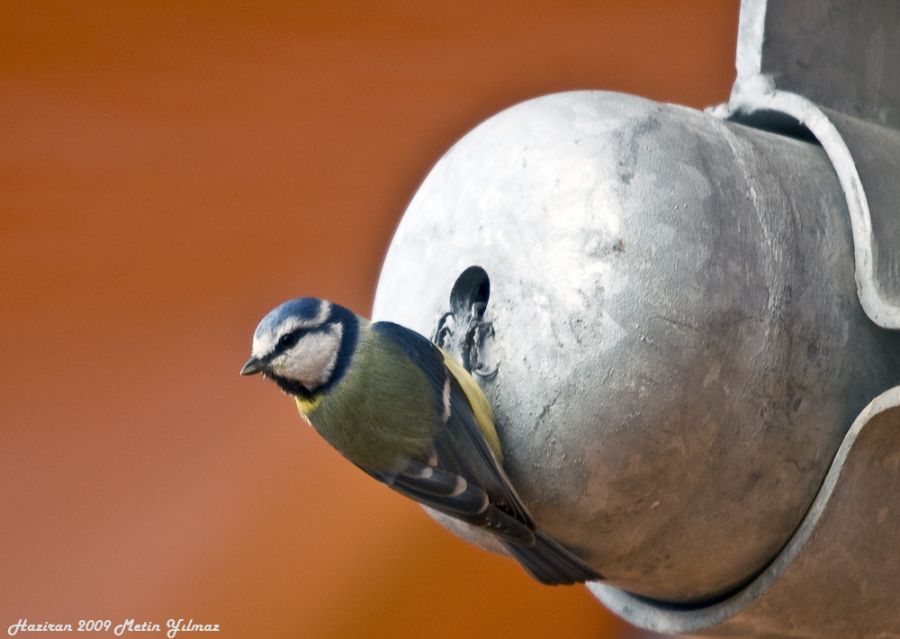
<box><xmin>599</xmin><ymin>0</ymin><xmax>900</xmax><ymax>635</ymax></box>
<box><xmin>712</xmin><ymin>0</ymin><xmax>900</xmax><ymax>329</ymax></box>
<box><xmin>590</xmin><ymin>388</ymin><xmax>900</xmax><ymax>638</ymax></box>
<box><xmin>371</xmin><ymin>90</ymin><xmax>900</xmax><ymax>603</ymax></box>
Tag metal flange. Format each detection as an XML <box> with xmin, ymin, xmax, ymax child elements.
<box><xmin>591</xmin><ymin>388</ymin><xmax>900</xmax><ymax>637</ymax></box>
<box><xmin>711</xmin><ymin>0</ymin><xmax>900</xmax><ymax>329</ymax></box>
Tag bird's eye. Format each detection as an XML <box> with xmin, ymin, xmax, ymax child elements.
<box><xmin>278</xmin><ymin>331</ymin><xmax>298</xmax><ymax>348</ymax></box>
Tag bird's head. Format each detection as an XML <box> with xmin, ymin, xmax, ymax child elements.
<box><xmin>240</xmin><ymin>297</ymin><xmax>358</xmax><ymax>397</ymax></box>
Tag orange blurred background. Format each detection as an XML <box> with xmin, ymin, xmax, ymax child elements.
<box><xmin>1</xmin><ymin>3</ymin><xmax>737</xmax><ymax>638</ymax></box>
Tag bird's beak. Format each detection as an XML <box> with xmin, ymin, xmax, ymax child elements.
<box><xmin>240</xmin><ymin>356</ymin><xmax>265</xmax><ymax>376</ymax></box>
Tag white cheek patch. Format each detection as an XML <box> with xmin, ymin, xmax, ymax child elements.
<box><xmin>252</xmin><ymin>302</ymin><xmax>332</xmax><ymax>358</ymax></box>
<box><xmin>275</xmin><ymin>322</ymin><xmax>344</xmax><ymax>389</ymax></box>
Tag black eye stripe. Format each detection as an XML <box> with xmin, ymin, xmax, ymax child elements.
<box><xmin>276</xmin><ymin>323</ymin><xmax>335</xmax><ymax>351</ymax></box>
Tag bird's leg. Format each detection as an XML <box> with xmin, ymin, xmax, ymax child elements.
<box><xmin>434</xmin><ymin>266</ymin><xmax>497</xmax><ymax>377</ymax></box>
<box><xmin>463</xmin><ymin>302</ymin><xmax>498</xmax><ymax>379</ymax></box>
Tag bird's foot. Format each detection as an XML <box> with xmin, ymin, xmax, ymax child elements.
<box><xmin>433</xmin><ymin>266</ymin><xmax>498</xmax><ymax>378</ymax></box>
<box><xmin>463</xmin><ymin>307</ymin><xmax>498</xmax><ymax>378</ymax></box>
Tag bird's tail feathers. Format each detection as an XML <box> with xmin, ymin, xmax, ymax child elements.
<box><xmin>501</xmin><ymin>530</ymin><xmax>601</xmax><ymax>586</ymax></box>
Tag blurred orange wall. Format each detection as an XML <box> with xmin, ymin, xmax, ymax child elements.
<box><xmin>0</xmin><ymin>3</ymin><xmax>737</xmax><ymax>638</ymax></box>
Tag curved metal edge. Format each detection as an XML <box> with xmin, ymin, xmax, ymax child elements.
<box><xmin>588</xmin><ymin>386</ymin><xmax>900</xmax><ymax>635</ymax></box>
<box><xmin>709</xmin><ymin>88</ymin><xmax>899</xmax><ymax>330</ymax></box>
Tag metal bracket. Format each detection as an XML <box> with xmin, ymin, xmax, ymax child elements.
<box><xmin>589</xmin><ymin>2</ymin><xmax>900</xmax><ymax>636</ymax></box>
<box><xmin>710</xmin><ymin>0</ymin><xmax>900</xmax><ymax>329</ymax></box>
<box><xmin>590</xmin><ymin>388</ymin><xmax>900</xmax><ymax>637</ymax></box>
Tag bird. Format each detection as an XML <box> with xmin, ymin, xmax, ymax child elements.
<box><xmin>240</xmin><ymin>296</ymin><xmax>600</xmax><ymax>585</ymax></box>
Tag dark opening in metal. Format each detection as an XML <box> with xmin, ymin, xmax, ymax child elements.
<box><xmin>433</xmin><ymin>266</ymin><xmax>495</xmax><ymax>377</ymax></box>
<box><xmin>449</xmin><ymin>265</ymin><xmax>490</xmax><ymax>319</ymax></box>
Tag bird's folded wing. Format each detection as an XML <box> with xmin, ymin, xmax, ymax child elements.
<box><xmin>369</xmin><ymin>321</ymin><xmax>537</xmax><ymax>536</ymax></box>
<box><xmin>361</xmin><ymin>459</ymin><xmax>535</xmax><ymax>544</ymax></box>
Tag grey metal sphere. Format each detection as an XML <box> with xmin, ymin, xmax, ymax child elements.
<box><xmin>372</xmin><ymin>91</ymin><xmax>900</xmax><ymax>602</ymax></box>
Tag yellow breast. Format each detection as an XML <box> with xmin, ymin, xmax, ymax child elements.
<box><xmin>294</xmin><ymin>393</ymin><xmax>323</xmax><ymax>417</ymax></box>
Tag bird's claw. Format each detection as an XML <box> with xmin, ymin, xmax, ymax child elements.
<box><xmin>434</xmin><ymin>303</ymin><xmax>496</xmax><ymax>377</ymax></box>
<box><xmin>472</xmin><ymin>363</ymin><xmax>499</xmax><ymax>380</ymax></box>
<box><xmin>433</xmin><ymin>311</ymin><xmax>456</xmax><ymax>348</ymax></box>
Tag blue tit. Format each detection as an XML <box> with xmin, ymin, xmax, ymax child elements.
<box><xmin>241</xmin><ymin>297</ymin><xmax>600</xmax><ymax>585</ymax></box>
